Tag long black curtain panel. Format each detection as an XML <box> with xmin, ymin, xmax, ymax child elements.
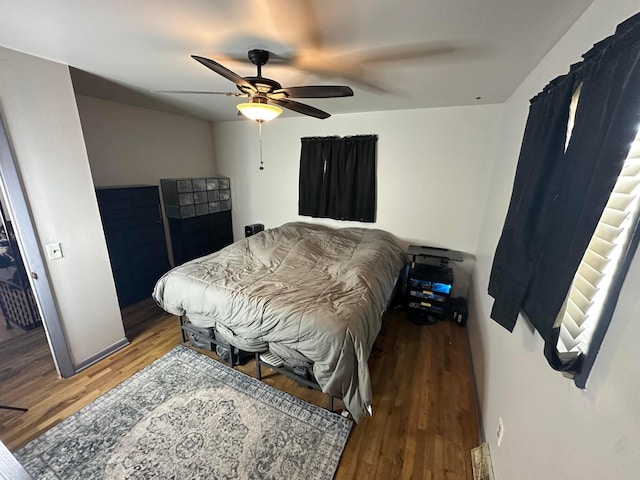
<box><xmin>488</xmin><ymin>12</ymin><xmax>640</xmax><ymax>383</ymax></box>
<box><xmin>299</xmin><ymin>135</ymin><xmax>377</xmax><ymax>222</ymax></box>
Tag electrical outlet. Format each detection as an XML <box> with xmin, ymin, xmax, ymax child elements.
<box><xmin>496</xmin><ymin>417</ymin><xmax>504</xmax><ymax>447</ymax></box>
<box><xmin>46</xmin><ymin>242</ymin><xmax>63</xmax><ymax>260</ymax></box>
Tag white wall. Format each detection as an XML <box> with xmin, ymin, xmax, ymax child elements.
<box><xmin>76</xmin><ymin>95</ymin><xmax>217</xmax><ymax>187</ymax></box>
<box><xmin>75</xmin><ymin>95</ymin><xmax>218</xmax><ymax>265</ymax></box>
<box><xmin>0</xmin><ymin>47</ymin><xmax>125</xmax><ymax>366</ymax></box>
<box><xmin>213</xmin><ymin>105</ymin><xmax>503</xmax><ymax>295</ymax></box>
<box><xmin>468</xmin><ymin>2</ymin><xmax>640</xmax><ymax>479</ymax></box>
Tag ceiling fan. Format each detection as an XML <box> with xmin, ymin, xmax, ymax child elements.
<box><xmin>165</xmin><ymin>49</ymin><xmax>354</xmax><ymax>121</ymax></box>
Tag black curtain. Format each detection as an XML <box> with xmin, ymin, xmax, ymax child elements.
<box><xmin>488</xmin><ymin>12</ymin><xmax>640</xmax><ymax>384</ymax></box>
<box><xmin>298</xmin><ymin>135</ymin><xmax>377</xmax><ymax>222</ymax></box>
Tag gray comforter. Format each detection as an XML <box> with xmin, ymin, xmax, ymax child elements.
<box><xmin>153</xmin><ymin>222</ymin><xmax>405</xmax><ymax>421</ymax></box>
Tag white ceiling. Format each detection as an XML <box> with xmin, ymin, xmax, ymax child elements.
<box><xmin>0</xmin><ymin>0</ymin><xmax>596</xmax><ymax>122</ymax></box>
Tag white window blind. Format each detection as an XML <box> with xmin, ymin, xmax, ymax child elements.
<box><xmin>555</xmin><ymin>122</ymin><xmax>640</xmax><ymax>363</ymax></box>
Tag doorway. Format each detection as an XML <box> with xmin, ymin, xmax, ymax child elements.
<box><xmin>0</xmin><ymin>113</ymin><xmax>74</xmax><ymax>378</ymax></box>
<box><xmin>0</xmin><ymin>201</ymin><xmax>43</xmax><ymax>342</ymax></box>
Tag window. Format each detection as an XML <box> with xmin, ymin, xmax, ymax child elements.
<box><xmin>556</xmin><ymin>125</ymin><xmax>640</xmax><ymax>365</ymax></box>
<box><xmin>298</xmin><ymin>135</ymin><xmax>377</xmax><ymax>222</ymax></box>
<box><xmin>488</xmin><ymin>11</ymin><xmax>640</xmax><ymax>386</ymax></box>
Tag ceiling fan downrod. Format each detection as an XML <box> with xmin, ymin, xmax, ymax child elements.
<box><xmin>247</xmin><ymin>49</ymin><xmax>270</xmax><ymax>77</ymax></box>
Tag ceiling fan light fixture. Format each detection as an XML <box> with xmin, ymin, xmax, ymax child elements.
<box><xmin>236</xmin><ymin>102</ymin><xmax>282</xmax><ymax>122</ymax></box>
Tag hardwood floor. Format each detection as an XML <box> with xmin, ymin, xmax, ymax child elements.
<box><xmin>0</xmin><ymin>298</ymin><xmax>479</xmax><ymax>479</ymax></box>
<box><xmin>0</xmin><ymin>312</ymin><xmax>35</xmax><ymax>343</ymax></box>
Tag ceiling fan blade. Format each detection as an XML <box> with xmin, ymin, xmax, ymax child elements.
<box><xmin>269</xmin><ymin>98</ymin><xmax>330</xmax><ymax>119</ymax></box>
<box><xmin>282</xmin><ymin>42</ymin><xmax>462</xmax><ymax>94</ymax></box>
<box><xmin>155</xmin><ymin>90</ymin><xmax>246</xmax><ymax>96</ymax></box>
<box><xmin>211</xmin><ymin>51</ymin><xmax>293</xmax><ymax>66</ymax></box>
<box><xmin>354</xmin><ymin>42</ymin><xmax>458</xmax><ymax>64</ymax></box>
<box><xmin>334</xmin><ymin>72</ymin><xmax>391</xmax><ymax>94</ymax></box>
<box><xmin>191</xmin><ymin>55</ymin><xmax>257</xmax><ymax>92</ymax></box>
<box><xmin>265</xmin><ymin>0</ymin><xmax>324</xmax><ymax>51</ymax></box>
<box><xmin>273</xmin><ymin>85</ymin><xmax>353</xmax><ymax>98</ymax></box>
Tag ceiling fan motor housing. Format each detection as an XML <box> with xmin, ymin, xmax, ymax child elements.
<box><xmin>241</xmin><ymin>77</ymin><xmax>283</xmax><ymax>94</ymax></box>
<box><xmin>247</xmin><ymin>49</ymin><xmax>270</xmax><ymax>67</ymax></box>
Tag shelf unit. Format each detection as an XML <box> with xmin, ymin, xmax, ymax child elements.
<box><xmin>405</xmin><ymin>246</ymin><xmax>463</xmax><ymax>324</ymax></box>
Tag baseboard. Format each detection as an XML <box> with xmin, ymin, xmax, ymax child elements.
<box><xmin>73</xmin><ymin>337</ymin><xmax>130</xmax><ymax>373</ymax></box>
<box><xmin>464</xmin><ymin>322</ymin><xmax>485</xmax><ymax>443</ymax></box>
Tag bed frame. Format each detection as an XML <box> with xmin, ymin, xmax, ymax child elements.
<box><xmin>178</xmin><ymin>314</ymin><xmax>337</xmax><ymax>409</ymax></box>
<box><xmin>178</xmin><ymin>273</ymin><xmax>402</xmax><ymax>415</ymax></box>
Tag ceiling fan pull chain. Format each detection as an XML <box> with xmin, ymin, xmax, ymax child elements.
<box><xmin>258</xmin><ymin>121</ymin><xmax>264</xmax><ymax>170</ymax></box>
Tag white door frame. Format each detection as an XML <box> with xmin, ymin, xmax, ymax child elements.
<box><xmin>0</xmin><ymin>113</ymin><xmax>75</xmax><ymax>377</ymax></box>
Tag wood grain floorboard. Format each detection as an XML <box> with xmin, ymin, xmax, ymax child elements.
<box><xmin>0</xmin><ymin>298</ymin><xmax>479</xmax><ymax>479</ymax></box>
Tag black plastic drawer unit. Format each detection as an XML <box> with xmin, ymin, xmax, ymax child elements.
<box><xmin>96</xmin><ymin>185</ymin><xmax>170</xmax><ymax>307</ymax></box>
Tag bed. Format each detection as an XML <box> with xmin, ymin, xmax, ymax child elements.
<box><xmin>152</xmin><ymin>221</ymin><xmax>405</xmax><ymax>422</ymax></box>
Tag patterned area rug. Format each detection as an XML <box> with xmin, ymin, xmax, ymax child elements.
<box><xmin>16</xmin><ymin>345</ymin><xmax>352</xmax><ymax>479</ymax></box>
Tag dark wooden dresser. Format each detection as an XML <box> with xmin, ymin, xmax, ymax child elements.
<box><xmin>96</xmin><ymin>185</ymin><xmax>170</xmax><ymax>307</ymax></box>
